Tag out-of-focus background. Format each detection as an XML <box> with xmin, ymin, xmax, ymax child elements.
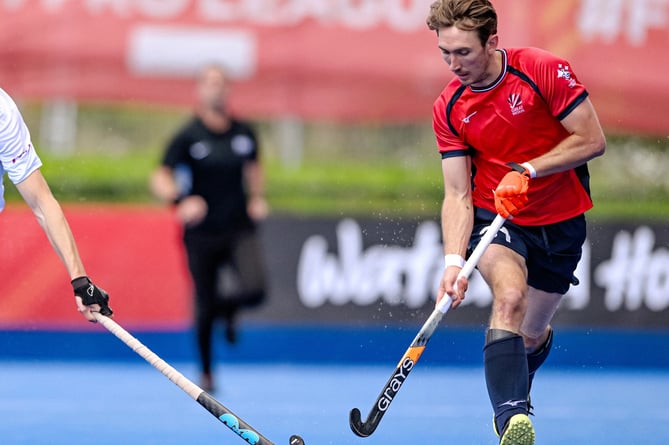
<box><xmin>1</xmin><ymin>1</ymin><xmax>668</xmax><ymax>444</ymax></box>
<box><xmin>1</xmin><ymin>0</ymin><xmax>667</xmax><ymax>381</ymax></box>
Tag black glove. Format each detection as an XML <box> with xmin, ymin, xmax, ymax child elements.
<box><xmin>72</xmin><ymin>276</ymin><xmax>113</xmax><ymax>316</ymax></box>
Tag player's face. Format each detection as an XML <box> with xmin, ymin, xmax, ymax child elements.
<box><xmin>437</xmin><ymin>26</ymin><xmax>498</xmax><ymax>87</ymax></box>
<box><xmin>197</xmin><ymin>67</ymin><xmax>230</xmax><ymax>113</ymax></box>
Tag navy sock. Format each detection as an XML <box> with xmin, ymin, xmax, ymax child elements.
<box><xmin>484</xmin><ymin>331</ymin><xmax>529</xmax><ymax>434</ymax></box>
<box><xmin>527</xmin><ymin>328</ymin><xmax>554</xmax><ymax>393</ymax></box>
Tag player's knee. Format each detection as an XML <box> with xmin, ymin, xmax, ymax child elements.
<box><xmin>492</xmin><ymin>289</ymin><xmax>527</xmax><ymax>320</ymax></box>
<box><xmin>522</xmin><ymin>326</ymin><xmax>553</xmax><ymax>353</ymax></box>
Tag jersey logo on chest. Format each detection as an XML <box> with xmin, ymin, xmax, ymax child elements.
<box><xmin>507</xmin><ymin>93</ymin><xmax>525</xmax><ymax>116</ymax></box>
<box><xmin>462</xmin><ymin>111</ymin><xmax>478</xmax><ymax>124</ymax></box>
<box><xmin>231</xmin><ymin>135</ymin><xmax>254</xmax><ymax>156</ymax></box>
<box><xmin>189</xmin><ymin>141</ymin><xmax>211</xmax><ymax>160</ymax></box>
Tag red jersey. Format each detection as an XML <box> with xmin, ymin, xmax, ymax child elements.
<box><xmin>433</xmin><ymin>47</ymin><xmax>593</xmax><ymax>226</ymax></box>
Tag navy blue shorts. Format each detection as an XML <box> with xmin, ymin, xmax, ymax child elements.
<box><xmin>468</xmin><ymin>208</ymin><xmax>586</xmax><ymax>295</ymax></box>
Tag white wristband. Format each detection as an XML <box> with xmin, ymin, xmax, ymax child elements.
<box><xmin>521</xmin><ymin>162</ymin><xmax>537</xmax><ymax>179</ymax></box>
<box><xmin>444</xmin><ymin>254</ymin><xmax>466</xmax><ymax>269</ymax></box>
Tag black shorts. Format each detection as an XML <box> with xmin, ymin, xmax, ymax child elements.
<box><xmin>469</xmin><ymin>208</ymin><xmax>586</xmax><ymax>295</ymax></box>
<box><xmin>183</xmin><ymin>228</ymin><xmax>266</xmax><ymax>309</ymax></box>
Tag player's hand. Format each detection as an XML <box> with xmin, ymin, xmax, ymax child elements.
<box><xmin>72</xmin><ymin>276</ymin><xmax>113</xmax><ymax>322</ymax></box>
<box><xmin>247</xmin><ymin>196</ymin><xmax>269</xmax><ymax>221</ymax></box>
<box><xmin>175</xmin><ymin>195</ymin><xmax>208</xmax><ymax>227</ymax></box>
<box><xmin>494</xmin><ymin>163</ymin><xmax>531</xmax><ymax>218</ymax></box>
<box><xmin>436</xmin><ymin>266</ymin><xmax>469</xmax><ymax>310</ymax></box>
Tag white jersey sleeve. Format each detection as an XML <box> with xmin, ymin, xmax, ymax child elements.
<box><xmin>0</xmin><ymin>88</ymin><xmax>43</xmax><ymax>212</ymax></box>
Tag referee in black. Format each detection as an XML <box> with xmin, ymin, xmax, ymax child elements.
<box><xmin>151</xmin><ymin>64</ymin><xmax>268</xmax><ymax>393</ymax></box>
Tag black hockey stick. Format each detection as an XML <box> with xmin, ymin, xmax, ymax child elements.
<box><xmin>349</xmin><ymin>214</ymin><xmax>506</xmax><ymax>437</ymax></box>
<box><xmin>94</xmin><ymin>313</ymin><xmax>306</xmax><ymax>445</ymax></box>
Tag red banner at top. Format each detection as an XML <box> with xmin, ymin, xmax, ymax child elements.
<box><xmin>0</xmin><ymin>0</ymin><xmax>667</xmax><ymax>134</ymax></box>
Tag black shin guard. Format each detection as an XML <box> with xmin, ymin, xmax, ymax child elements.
<box><xmin>484</xmin><ymin>329</ymin><xmax>529</xmax><ymax>434</ymax></box>
<box><xmin>527</xmin><ymin>328</ymin><xmax>554</xmax><ymax>393</ymax></box>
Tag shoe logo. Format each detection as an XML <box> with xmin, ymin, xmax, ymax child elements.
<box><xmin>462</xmin><ymin>111</ymin><xmax>477</xmax><ymax>123</ymax></box>
<box><xmin>499</xmin><ymin>399</ymin><xmax>527</xmax><ymax>408</ymax></box>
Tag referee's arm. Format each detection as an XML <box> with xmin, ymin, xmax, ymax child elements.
<box><xmin>150</xmin><ymin>165</ymin><xmax>180</xmax><ymax>204</ymax></box>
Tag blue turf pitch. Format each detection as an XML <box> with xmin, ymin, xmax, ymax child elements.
<box><xmin>1</xmin><ymin>360</ymin><xmax>667</xmax><ymax>444</ymax></box>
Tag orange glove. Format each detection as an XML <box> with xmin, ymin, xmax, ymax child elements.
<box><xmin>494</xmin><ymin>163</ymin><xmax>532</xmax><ymax>218</ymax></box>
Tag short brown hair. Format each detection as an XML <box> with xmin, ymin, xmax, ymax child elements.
<box><xmin>426</xmin><ymin>0</ymin><xmax>498</xmax><ymax>46</ymax></box>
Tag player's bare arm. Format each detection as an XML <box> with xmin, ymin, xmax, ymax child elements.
<box><xmin>151</xmin><ymin>165</ymin><xmax>208</xmax><ymax>227</ymax></box>
<box><xmin>150</xmin><ymin>165</ymin><xmax>180</xmax><ymax>203</ymax></box>
<box><xmin>16</xmin><ymin>169</ymin><xmax>86</xmax><ymax>279</ymax></box>
<box><xmin>244</xmin><ymin>160</ymin><xmax>269</xmax><ymax>221</ymax></box>
<box><xmin>438</xmin><ymin>154</ymin><xmax>474</xmax><ymax>308</ymax></box>
<box><xmin>16</xmin><ymin>169</ymin><xmax>112</xmax><ymax>320</ymax></box>
<box><xmin>525</xmin><ymin>98</ymin><xmax>606</xmax><ymax>177</ymax></box>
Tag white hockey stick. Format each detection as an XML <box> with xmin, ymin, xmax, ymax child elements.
<box><xmin>349</xmin><ymin>213</ymin><xmax>506</xmax><ymax>437</ymax></box>
<box><xmin>94</xmin><ymin>313</ymin><xmax>306</xmax><ymax>445</ymax></box>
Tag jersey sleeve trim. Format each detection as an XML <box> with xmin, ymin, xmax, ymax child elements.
<box><xmin>441</xmin><ymin>149</ymin><xmax>470</xmax><ymax>159</ymax></box>
<box><xmin>556</xmin><ymin>91</ymin><xmax>589</xmax><ymax>121</ymax></box>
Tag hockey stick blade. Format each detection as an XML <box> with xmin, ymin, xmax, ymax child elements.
<box><xmin>349</xmin><ymin>408</ymin><xmax>372</xmax><ymax>437</ymax></box>
<box><xmin>349</xmin><ymin>310</ymin><xmax>441</xmax><ymax>437</ymax></box>
<box><xmin>349</xmin><ymin>214</ymin><xmax>506</xmax><ymax>437</ymax></box>
<box><xmin>94</xmin><ymin>313</ymin><xmax>306</xmax><ymax>445</ymax></box>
